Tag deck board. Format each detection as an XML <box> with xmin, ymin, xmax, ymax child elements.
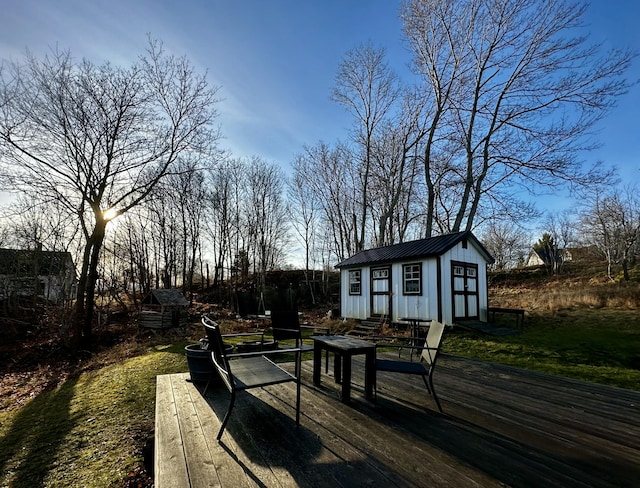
<box><xmin>156</xmin><ymin>354</ymin><xmax>640</xmax><ymax>487</ymax></box>
<box><xmin>154</xmin><ymin>372</ymin><xmax>190</xmax><ymax>487</ymax></box>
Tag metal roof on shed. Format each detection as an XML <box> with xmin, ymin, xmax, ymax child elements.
<box><xmin>335</xmin><ymin>231</ymin><xmax>494</xmax><ymax>268</ymax></box>
<box><xmin>142</xmin><ymin>289</ymin><xmax>189</xmax><ymax>307</ymax></box>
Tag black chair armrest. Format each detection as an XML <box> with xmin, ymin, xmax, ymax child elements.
<box><xmin>370</xmin><ymin>335</ymin><xmax>411</xmax><ymax>341</ymax></box>
<box><xmin>375</xmin><ymin>343</ymin><xmax>439</xmax><ymax>351</ymax></box>
<box><xmin>222</xmin><ymin>332</ymin><xmax>265</xmax><ymax>338</ymax></box>
<box><xmin>226</xmin><ymin>346</ymin><xmax>301</xmax><ymax>359</ymax></box>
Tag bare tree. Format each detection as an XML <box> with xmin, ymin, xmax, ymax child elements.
<box><xmin>204</xmin><ymin>157</ymin><xmax>245</xmax><ymax>286</ymax></box>
<box><xmin>0</xmin><ymin>195</ymin><xmax>81</xmax><ymax>311</ymax></box>
<box><xmin>580</xmin><ymin>186</ymin><xmax>640</xmax><ymax>281</ymax></box>
<box><xmin>545</xmin><ymin>211</ymin><xmax>578</xmax><ymax>272</ymax></box>
<box><xmin>147</xmin><ymin>184</ymin><xmax>182</xmax><ymax>289</ymax></box>
<box><xmin>480</xmin><ymin>221</ymin><xmax>530</xmax><ymax>271</ymax></box>
<box><xmin>332</xmin><ymin>42</ymin><xmax>400</xmax><ymax>252</ymax></box>
<box><xmin>120</xmin><ymin>210</ymin><xmax>153</xmax><ymax>303</ymax></box>
<box><xmin>4</xmin><ymin>195</ymin><xmax>81</xmax><ymax>254</ymax></box>
<box><xmin>0</xmin><ymin>224</ymin><xmax>10</xmax><ymax>247</ymax></box>
<box><xmin>368</xmin><ymin>86</ymin><xmax>429</xmax><ymax>246</ymax></box>
<box><xmin>295</xmin><ymin>141</ymin><xmax>360</xmax><ymax>262</ymax></box>
<box><xmin>0</xmin><ymin>40</ymin><xmax>220</xmax><ymax>350</ymax></box>
<box><xmin>403</xmin><ymin>0</ymin><xmax>634</xmax><ymax>233</ymax></box>
<box><xmin>288</xmin><ymin>155</ymin><xmax>320</xmax><ymax>300</ymax></box>
<box><xmin>244</xmin><ymin>157</ymin><xmax>290</xmax><ymax>294</ymax></box>
<box><xmin>159</xmin><ymin>156</ymin><xmax>210</xmax><ymax>300</ymax></box>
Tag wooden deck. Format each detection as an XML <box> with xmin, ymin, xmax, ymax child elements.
<box><xmin>155</xmin><ymin>354</ymin><xmax>640</xmax><ymax>487</ymax></box>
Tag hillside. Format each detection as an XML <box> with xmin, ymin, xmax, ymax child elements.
<box><xmin>487</xmin><ymin>260</ymin><xmax>640</xmax><ymax>312</ymax></box>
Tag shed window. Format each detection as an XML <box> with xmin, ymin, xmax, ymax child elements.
<box><xmin>349</xmin><ymin>269</ymin><xmax>361</xmax><ymax>295</ymax></box>
<box><xmin>403</xmin><ymin>263</ymin><xmax>421</xmax><ymax>295</ymax></box>
<box><xmin>372</xmin><ymin>268</ymin><xmax>388</xmax><ymax>279</ymax></box>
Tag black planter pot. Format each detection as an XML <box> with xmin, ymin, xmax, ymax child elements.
<box><xmin>185</xmin><ymin>343</ymin><xmax>232</xmax><ymax>384</ymax></box>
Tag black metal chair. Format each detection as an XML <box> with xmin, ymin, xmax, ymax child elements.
<box><xmin>270</xmin><ymin>309</ymin><xmax>334</xmax><ymax>373</ymax></box>
<box><xmin>374</xmin><ymin>320</ymin><xmax>446</xmax><ymax>412</ymax></box>
<box><xmin>269</xmin><ymin>309</ymin><xmax>314</xmax><ymax>377</ymax></box>
<box><xmin>202</xmin><ymin>316</ymin><xmax>302</xmax><ymax>441</ymax></box>
<box><xmin>269</xmin><ymin>309</ymin><xmax>306</xmax><ymax>347</ymax></box>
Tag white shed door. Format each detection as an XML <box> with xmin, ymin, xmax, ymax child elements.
<box><xmin>371</xmin><ymin>266</ymin><xmax>390</xmax><ymax>317</ymax></box>
<box><xmin>452</xmin><ymin>261</ymin><xmax>479</xmax><ymax>321</ymax></box>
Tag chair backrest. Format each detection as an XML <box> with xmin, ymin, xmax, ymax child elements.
<box><xmin>270</xmin><ymin>309</ymin><xmax>302</xmax><ymax>344</ymax></box>
<box><xmin>202</xmin><ymin>316</ymin><xmax>234</xmax><ymax>392</ymax></box>
<box><xmin>421</xmin><ymin>320</ymin><xmax>445</xmax><ymax>366</ymax></box>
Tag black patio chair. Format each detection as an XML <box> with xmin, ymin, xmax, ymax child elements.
<box><xmin>374</xmin><ymin>320</ymin><xmax>446</xmax><ymax>413</ymax></box>
<box><xmin>202</xmin><ymin>315</ymin><xmax>302</xmax><ymax>441</ymax></box>
<box><xmin>269</xmin><ymin>309</ymin><xmax>306</xmax><ymax>346</ymax></box>
<box><xmin>270</xmin><ymin>309</ymin><xmax>333</xmax><ymax>373</ymax></box>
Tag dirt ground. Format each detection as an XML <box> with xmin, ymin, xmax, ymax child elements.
<box><xmin>1</xmin><ymin>320</ymin><xmax>141</xmax><ymax>409</ymax></box>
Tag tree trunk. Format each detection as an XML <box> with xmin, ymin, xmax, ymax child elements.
<box><xmin>71</xmin><ymin>217</ymin><xmax>107</xmax><ymax>352</ymax></box>
<box><xmin>621</xmin><ymin>258</ymin><xmax>630</xmax><ymax>281</ymax></box>
<box><xmin>606</xmin><ymin>250</ymin><xmax>615</xmax><ymax>282</ymax></box>
<box><xmin>83</xmin><ymin>228</ymin><xmax>106</xmax><ymax>344</ymax></box>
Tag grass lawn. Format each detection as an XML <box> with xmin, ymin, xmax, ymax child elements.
<box><xmin>0</xmin><ymin>342</ymin><xmax>189</xmax><ymax>488</ymax></box>
<box><xmin>444</xmin><ymin>308</ymin><xmax>640</xmax><ymax>391</ymax></box>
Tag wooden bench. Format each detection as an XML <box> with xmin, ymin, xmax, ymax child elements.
<box><xmin>488</xmin><ymin>306</ymin><xmax>525</xmax><ymax>328</ymax></box>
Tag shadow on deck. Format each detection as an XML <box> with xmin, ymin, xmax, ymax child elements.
<box><xmin>155</xmin><ymin>354</ymin><xmax>640</xmax><ymax>487</ymax></box>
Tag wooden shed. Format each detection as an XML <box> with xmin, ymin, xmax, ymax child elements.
<box><xmin>140</xmin><ymin>289</ymin><xmax>190</xmax><ymax>329</ymax></box>
<box><xmin>335</xmin><ymin>231</ymin><xmax>494</xmax><ymax>326</ymax></box>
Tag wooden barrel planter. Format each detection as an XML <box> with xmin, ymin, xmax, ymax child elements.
<box><xmin>185</xmin><ymin>343</ymin><xmax>233</xmax><ymax>384</ymax></box>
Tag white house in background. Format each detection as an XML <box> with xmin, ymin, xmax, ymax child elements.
<box><xmin>525</xmin><ymin>246</ymin><xmax>601</xmax><ymax>268</ymax></box>
<box><xmin>0</xmin><ymin>248</ymin><xmax>77</xmax><ymax>303</ymax></box>
<box><xmin>335</xmin><ymin>231</ymin><xmax>495</xmax><ymax>325</ymax></box>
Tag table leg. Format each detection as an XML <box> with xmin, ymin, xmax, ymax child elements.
<box><xmin>341</xmin><ymin>353</ymin><xmax>352</xmax><ymax>403</ymax></box>
<box><xmin>411</xmin><ymin>321</ymin><xmax>418</xmax><ymax>359</ymax></box>
<box><xmin>334</xmin><ymin>353</ymin><xmax>342</xmax><ymax>384</ymax></box>
<box><xmin>364</xmin><ymin>349</ymin><xmax>375</xmax><ymax>400</ymax></box>
<box><xmin>313</xmin><ymin>342</ymin><xmax>322</xmax><ymax>386</ymax></box>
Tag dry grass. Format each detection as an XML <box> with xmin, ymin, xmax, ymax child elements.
<box><xmin>492</xmin><ymin>282</ymin><xmax>640</xmax><ymax>313</ymax></box>
<box><xmin>490</xmin><ymin>262</ymin><xmax>640</xmax><ymax>313</ymax></box>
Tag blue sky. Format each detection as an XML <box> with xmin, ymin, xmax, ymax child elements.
<box><xmin>1</xmin><ymin>0</ymin><xmax>639</xmax><ymax>213</ymax></box>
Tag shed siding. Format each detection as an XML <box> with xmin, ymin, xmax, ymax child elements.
<box><xmin>391</xmin><ymin>259</ymin><xmax>439</xmax><ymax>323</ymax></box>
<box><xmin>341</xmin><ymin>267</ymin><xmax>371</xmax><ymax>320</ymax></box>
<box><xmin>342</xmin><ymin>259</ymin><xmax>442</xmax><ymax>323</ymax></box>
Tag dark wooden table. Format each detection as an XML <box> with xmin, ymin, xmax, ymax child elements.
<box><xmin>312</xmin><ymin>335</ymin><xmax>375</xmax><ymax>403</ymax></box>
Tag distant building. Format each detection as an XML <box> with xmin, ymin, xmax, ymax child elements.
<box><xmin>0</xmin><ymin>247</ymin><xmax>77</xmax><ymax>303</ymax></box>
<box><xmin>525</xmin><ymin>246</ymin><xmax>599</xmax><ymax>267</ymax></box>
<box><xmin>525</xmin><ymin>248</ymin><xmax>570</xmax><ymax>267</ymax></box>
<box><xmin>140</xmin><ymin>289</ymin><xmax>190</xmax><ymax>329</ymax></box>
